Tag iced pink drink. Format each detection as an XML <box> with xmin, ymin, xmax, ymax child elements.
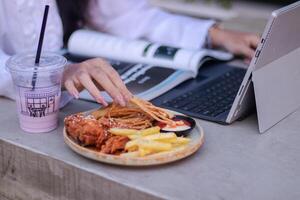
<box><xmin>6</xmin><ymin>52</ymin><xmax>67</xmax><ymax>133</ymax></box>
<box><xmin>15</xmin><ymin>87</ymin><xmax>61</xmax><ymax>133</ymax></box>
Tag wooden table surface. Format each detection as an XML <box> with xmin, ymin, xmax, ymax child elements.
<box><xmin>0</xmin><ymin>97</ymin><xmax>300</xmax><ymax>200</ymax></box>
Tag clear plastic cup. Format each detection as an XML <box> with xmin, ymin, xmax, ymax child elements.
<box><xmin>6</xmin><ymin>52</ymin><xmax>67</xmax><ymax>133</ymax></box>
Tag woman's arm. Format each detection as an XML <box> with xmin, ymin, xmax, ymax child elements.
<box><xmin>0</xmin><ymin>49</ymin><xmax>15</xmax><ymax>100</ymax></box>
<box><xmin>89</xmin><ymin>0</ymin><xmax>260</xmax><ymax>60</ymax></box>
<box><xmin>89</xmin><ymin>0</ymin><xmax>214</xmax><ymax>50</ymax></box>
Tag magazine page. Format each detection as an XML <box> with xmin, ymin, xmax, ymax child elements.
<box><xmin>68</xmin><ymin>30</ymin><xmax>233</xmax><ymax>76</ymax></box>
<box><xmin>79</xmin><ymin>66</ymin><xmax>192</xmax><ymax>102</ymax></box>
<box><xmin>68</xmin><ymin>29</ymin><xmax>149</xmax><ymax>64</ymax></box>
<box><xmin>79</xmin><ymin>61</ymin><xmax>193</xmax><ymax>102</ymax></box>
<box><xmin>64</xmin><ymin>53</ymin><xmax>193</xmax><ymax>102</ymax></box>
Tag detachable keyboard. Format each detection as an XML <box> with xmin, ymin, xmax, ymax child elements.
<box><xmin>161</xmin><ymin>68</ymin><xmax>246</xmax><ymax>122</ymax></box>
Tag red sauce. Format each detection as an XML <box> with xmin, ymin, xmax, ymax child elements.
<box><xmin>156</xmin><ymin>118</ymin><xmax>191</xmax><ymax>129</ymax></box>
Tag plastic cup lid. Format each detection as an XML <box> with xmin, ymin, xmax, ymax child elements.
<box><xmin>6</xmin><ymin>51</ymin><xmax>67</xmax><ymax>73</ymax></box>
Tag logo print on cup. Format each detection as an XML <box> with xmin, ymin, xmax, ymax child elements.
<box><xmin>23</xmin><ymin>90</ymin><xmax>58</xmax><ymax>118</ymax></box>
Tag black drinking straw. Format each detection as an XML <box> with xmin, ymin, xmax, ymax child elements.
<box><xmin>31</xmin><ymin>5</ymin><xmax>50</xmax><ymax>90</ymax></box>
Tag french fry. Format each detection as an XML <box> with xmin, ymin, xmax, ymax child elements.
<box><xmin>125</xmin><ymin>140</ymin><xmax>140</xmax><ymax>151</ymax></box>
<box><xmin>114</xmin><ymin>126</ymin><xmax>190</xmax><ymax>158</ymax></box>
<box><xmin>137</xmin><ymin>140</ymin><xmax>172</xmax><ymax>152</ymax></box>
<box><xmin>138</xmin><ymin>148</ymin><xmax>153</xmax><ymax>157</ymax></box>
<box><xmin>169</xmin><ymin>137</ymin><xmax>191</xmax><ymax>147</ymax></box>
<box><xmin>109</xmin><ymin>126</ymin><xmax>160</xmax><ymax>137</ymax></box>
<box><xmin>109</xmin><ymin>128</ymin><xmax>138</xmax><ymax>136</ymax></box>
<box><xmin>140</xmin><ymin>126</ymin><xmax>160</xmax><ymax>136</ymax></box>
<box><xmin>142</xmin><ymin>133</ymin><xmax>177</xmax><ymax>142</ymax></box>
<box><xmin>128</xmin><ymin>135</ymin><xmax>141</xmax><ymax>140</ymax></box>
<box><xmin>91</xmin><ymin>107</ymin><xmax>109</xmax><ymax>119</ymax></box>
<box><xmin>127</xmin><ymin>146</ymin><xmax>139</xmax><ymax>152</ymax></box>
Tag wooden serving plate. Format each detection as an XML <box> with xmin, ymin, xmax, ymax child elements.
<box><xmin>63</xmin><ymin>110</ymin><xmax>204</xmax><ymax>166</ymax></box>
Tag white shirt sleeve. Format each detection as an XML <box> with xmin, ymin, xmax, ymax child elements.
<box><xmin>0</xmin><ymin>49</ymin><xmax>15</xmax><ymax>100</ymax></box>
<box><xmin>0</xmin><ymin>0</ymin><xmax>64</xmax><ymax>101</ymax></box>
<box><xmin>89</xmin><ymin>0</ymin><xmax>215</xmax><ymax>50</ymax></box>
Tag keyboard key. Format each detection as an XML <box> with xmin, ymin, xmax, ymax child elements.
<box><xmin>200</xmin><ymin>110</ymin><xmax>212</xmax><ymax>115</ymax></box>
<box><xmin>182</xmin><ymin>103</ymin><xmax>199</xmax><ymax>111</ymax></box>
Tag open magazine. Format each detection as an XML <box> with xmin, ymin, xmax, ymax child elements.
<box><xmin>67</xmin><ymin>29</ymin><xmax>233</xmax><ymax>101</ymax></box>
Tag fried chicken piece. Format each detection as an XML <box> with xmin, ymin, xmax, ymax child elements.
<box><xmin>95</xmin><ymin>130</ymin><xmax>111</xmax><ymax>149</ymax></box>
<box><xmin>65</xmin><ymin>114</ymin><xmax>130</xmax><ymax>154</ymax></box>
<box><xmin>64</xmin><ymin>114</ymin><xmax>109</xmax><ymax>147</ymax></box>
<box><xmin>100</xmin><ymin>136</ymin><xmax>130</xmax><ymax>155</ymax></box>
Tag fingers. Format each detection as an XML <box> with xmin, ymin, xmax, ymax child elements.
<box><xmin>243</xmin><ymin>58</ymin><xmax>252</xmax><ymax>65</ymax></box>
<box><xmin>235</xmin><ymin>33</ymin><xmax>259</xmax><ymax>58</ymax></box>
<box><xmin>109</xmin><ymin>71</ymin><xmax>132</xmax><ymax>101</ymax></box>
<box><xmin>240</xmin><ymin>45</ymin><xmax>255</xmax><ymax>60</ymax></box>
<box><xmin>64</xmin><ymin>79</ymin><xmax>79</xmax><ymax>99</ymax></box>
<box><xmin>235</xmin><ymin>34</ymin><xmax>259</xmax><ymax>60</ymax></box>
<box><xmin>77</xmin><ymin>72</ymin><xmax>108</xmax><ymax>106</ymax></box>
<box><xmin>231</xmin><ymin>43</ymin><xmax>255</xmax><ymax>60</ymax></box>
<box><xmin>91</xmin><ymin>58</ymin><xmax>133</xmax><ymax>101</ymax></box>
<box><xmin>241</xmin><ymin>34</ymin><xmax>260</xmax><ymax>60</ymax></box>
<box><xmin>91</xmin><ymin>71</ymin><xmax>126</xmax><ymax>107</ymax></box>
<box><xmin>248</xmin><ymin>34</ymin><xmax>260</xmax><ymax>49</ymax></box>
<box><xmin>63</xmin><ymin>59</ymin><xmax>132</xmax><ymax>106</ymax></box>
<box><xmin>219</xmin><ymin>29</ymin><xmax>260</xmax><ymax>60</ymax></box>
<box><xmin>99</xmin><ymin>62</ymin><xmax>133</xmax><ymax>101</ymax></box>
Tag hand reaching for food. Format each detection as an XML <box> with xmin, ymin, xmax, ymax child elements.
<box><xmin>62</xmin><ymin>58</ymin><xmax>132</xmax><ymax>106</ymax></box>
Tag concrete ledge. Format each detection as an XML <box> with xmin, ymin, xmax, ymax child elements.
<box><xmin>0</xmin><ymin>140</ymin><xmax>159</xmax><ymax>200</ymax></box>
<box><xmin>1</xmin><ymin>98</ymin><xmax>300</xmax><ymax>200</ymax></box>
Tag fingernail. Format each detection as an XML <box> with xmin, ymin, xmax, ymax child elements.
<box><xmin>128</xmin><ymin>94</ymin><xmax>133</xmax><ymax>100</ymax></box>
<box><xmin>73</xmin><ymin>92</ymin><xmax>79</xmax><ymax>99</ymax></box>
<box><xmin>123</xmin><ymin>94</ymin><xmax>130</xmax><ymax>102</ymax></box>
<box><xmin>124</xmin><ymin>92</ymin><xmax>133</xmax><ymax>102</ymax></box>
<box><xmin>97</xmin><ymin>97</ymin><xmax>108</xmax><ymax>107</ymax></box>
<box><xmin>117</xmin><ymin>96</ymin><xmax>126</xmax><ymax>107</ymax></box>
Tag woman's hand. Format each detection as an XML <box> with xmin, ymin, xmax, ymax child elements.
<box><xmin>62</xmin><ymin>58</ymin><xmax>132</xmax><ymax>106</ymax></box>
<box><xmin>209</xmin><ymin>26</ymin><xmax>260</xmax><ymax>63</ymax></box>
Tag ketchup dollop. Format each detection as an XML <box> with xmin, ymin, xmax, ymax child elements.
<box><xmin>156</xmin><ymin>118</ymin><xmax>191</xmax><ymax>129</ymax></box>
